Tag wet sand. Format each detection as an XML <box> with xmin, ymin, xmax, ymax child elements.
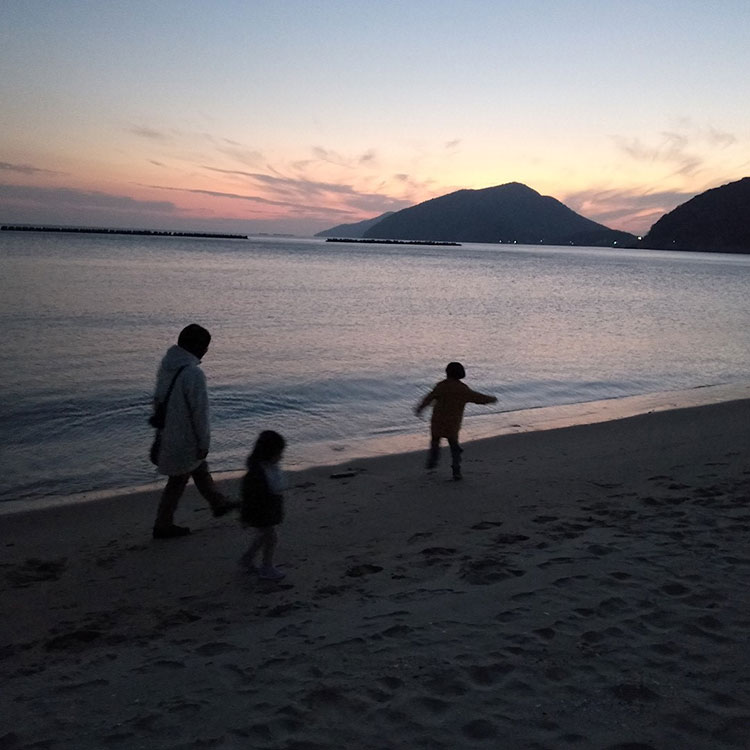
<box><xmin>1</xmin><ymin>398</ymin><xmax>749</xmax><ymax>749</ymax></box>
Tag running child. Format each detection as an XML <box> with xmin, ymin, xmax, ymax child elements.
<box><xmin>415</xmin><ymin>362</ymin><xmax>497</xmax><ymax>480</ymax></box>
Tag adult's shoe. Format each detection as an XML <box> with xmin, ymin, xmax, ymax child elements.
<box><xmin>152</xmin><ymin>524</ymin><xmax>191</xmax><ymax>539</ymax></box>
<box><xmin>212</xmin><ymin>500</ymin><xmax>240</xmax><ymax>518</ymax></box>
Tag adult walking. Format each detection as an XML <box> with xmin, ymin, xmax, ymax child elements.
<box><xmin>151</xmin><ymin>323</ymin><xmax>235</xmax><ymax>539</ymax></box>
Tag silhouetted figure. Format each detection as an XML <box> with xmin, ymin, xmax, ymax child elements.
<box><xmin>415</xmin><ymin>362</ymin><xmax>497</xmax><ymax>480</ymax></box>
<box><xmin>151</xmin><ymin>324</ymin><xmax>235</xmax><ymax>538</ymax></box>
<box><xmin>239</xmin><ymin>430</ymin><xmax>287</xmax><ymax>580</ymax></box>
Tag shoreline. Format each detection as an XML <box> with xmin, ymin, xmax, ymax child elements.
<box><xmin>2</xmin><ymin>393</ymin><xmax>749</xmax><ymax>747</ymax></box>
<box><xmin>3</xmin><ymin>381</ymin><xmax>748</xmax><ymax>517</ymax></box>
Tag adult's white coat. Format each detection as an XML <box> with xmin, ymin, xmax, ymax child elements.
<box><xmin>153</xmin><ymin>345</ymin><xmax>211</xmax><ymax>476</ymax></box>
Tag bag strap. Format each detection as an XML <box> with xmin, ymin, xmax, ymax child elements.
<box><xmin>160</xmin><ymin>365</ymin><xmax>188</xmax><ymax>417</ymax></box>
<box><xmin>181</xmin><ymin>374</ymin><xmax>200</xmax><ymax>444</ymax></box>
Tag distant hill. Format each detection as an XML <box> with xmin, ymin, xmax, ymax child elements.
<box><xmin>643</xmin><ymin>177</ymin><xmax>750</xmax><ymax>253</ymax></box>
<box><xmin>360</xmin><ymin>182</ymin><xmax>635</xmax><ymax>246</ymax></box>
<box><xmin>315</xmin><ymin>211</ymin><xmax>396</xmax><ymax>238</ymax></box>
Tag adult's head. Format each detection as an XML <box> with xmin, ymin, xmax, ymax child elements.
<box><xmin>178</xmin><ymin>323</ymin><xmax>211</xmax><ymax>359</ymax></box>
<box><xmin>446</xmin><ymin>361</ymin><xmax>466</xmax><ymax>379</ymax></box>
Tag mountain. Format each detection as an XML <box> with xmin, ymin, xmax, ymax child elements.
<box><xmin>314</xmin><ymin>211</ymin><xmax>396</xmax><ymax>238</ymax></box>
<box><xmin>361</xmin><ymin>183</ymin><xmax>635</xmax><ymax>246</ymax></box>
<box><xmin>643</xmin><ymin>177</ymin><xmax>750</xmax><ymax>253</ymax></box>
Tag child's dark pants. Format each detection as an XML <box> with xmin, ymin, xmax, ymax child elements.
<box><xmin>427</xmin><ymin>436</ymin><xmax>463</xmax><ymax>477</ymax></box>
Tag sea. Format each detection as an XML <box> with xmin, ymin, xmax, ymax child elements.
<box><xmin>1</xmin><ymin>230</ymin><xmax>749</xmax><ymax>510</ymax></box>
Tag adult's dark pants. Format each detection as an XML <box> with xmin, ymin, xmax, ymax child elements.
<box><xmin>154</xmin><ymin>461</ymin><xmax>226</xmax><ymax>529</ymax></box>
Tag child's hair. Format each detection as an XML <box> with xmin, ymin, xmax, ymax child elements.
<box><xmin>446</xmin><ymin>361</ymin><xmax>466</xmax><ymax>379</ymax></box>
<box><xmin>247</xmin><ymin>430</ymin><xmax>286</xmax><ymax>466</ymax></box>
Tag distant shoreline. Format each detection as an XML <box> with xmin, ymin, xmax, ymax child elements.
<box><xmin>326</xmin><ymin>237</ymin><xmax>461</xmax><ymax>246</ymax></box>
<box><xmin>0</xmin><ymin>225</ymin><xmax>248</xmax><ymax>240</ymax></box>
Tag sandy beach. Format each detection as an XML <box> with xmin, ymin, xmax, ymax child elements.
<box><xmin>2</xmin><ymin>398</ymin><xmax>749</xmax><ymax>749</ymax></box>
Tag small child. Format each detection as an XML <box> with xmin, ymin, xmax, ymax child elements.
<box><xmin>239</xmin><ymin>430</ymin><xmax>287</xmax><ymax>580</ymax></box>
<box><xmin>415</xmin><ymin>362</ymin><xmax>497</xmax><ymax>480</ymax></box>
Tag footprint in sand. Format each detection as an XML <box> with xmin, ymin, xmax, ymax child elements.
<box><xmin>380</xmin><ymin>624</ymin><xmax>414</xmax><ymax>638</ymax></box>
<box><xmin>470</xmin><ymin>520</ymin><xmax>504</xmax><ymax>530</ymax></box>
<box><xmin>195</xmin><ymin>641</ymin><xmax>239</xmax><ymax>656</ymax></box>
<box><xmin>314</xmin><ymin>584</ymin><xmax>348</xmax><ymax>598</ymax></box>
<box><xmin>537</xmin><ymin>556</ymin><xmax>574</xmax><ymax>569</ymax></box>
<box><xmin>460</xmin><ymin>558</ymin><xmax>525</xmax><ymax>585</ymax></box>
<box><xmin>423</xmin><ymin>671</ymin><xmax>470</xmax><ymax>697</ymax></box>
<box><xmin>661</xmin><ymin>582</ymin><xmax>690</xmax><ymax>596</ymax></box>
<box><xmin>494</xmin><ymin>533</ymin><xmax>530</xmax><ymax>545</ymax></box>
<box><xmin>266</xmin><ymin>601</ymin><xmax>308</xmax><ymax>617</ymax></box>
<box><xmin>45</xmin><ymin>629</ymin><xmax>103</xmax><ymax>650</ymax></box>
<box><xmin>55</xmin><ymin>678</ymin><xmax>109</xmax><ymax>693</ymax></box>
<box><xmin>420</xmin><ymin>547</ymin><xmax>458</xmax><ymax>562</ymax></box>
<box><xmin>461</xmin><ymin>719</ymin><xmax>498</xmax><ymax>740</ymax></box>
<box><xmin>405</xmin><ymin>695</ymin><xmax>451</xmax><ymax>717</ymax></box>
<box><xmin>587</xmin><ymin>543</ymin><xmax>615</xmax><ymax>556</ymax></box>
<box><xmin>378</xmin><ymin>675</ymin><xmax>404</xmax><ymax>690</ymax></box>
<box><xmin>611</xmin><ymin>682</ymin><xmax>660</xmax><ymax>702</ymax></box>
<box><xmin>345</xmin><ymin>564</ymin><xmax>383</xmax><ymax>577</ymax></box>
<box><xmin>153</xmin><ymin>659</ymin><xmax>186</xmax><ymax>670</ymax></box>
<box><xmin>302</xmin><ymin>685</ymin><xmax>348</xmax><ymax>709</ymax></box>
<box><xmin>158</xmin><ymin>609</ymin><xmax>202</xmax><ymax>628</ymax></box>
<box><xmin>534</xmin><ymin>627</ymin><xmax>556</xmax><ymax>641</ymax></box>
<box><xmin>552</xmin><ymin>575</ymin><xmax>588</xmax><ymax>588</ymax></box>
<box><xmin>407</xmin><ymin>532</ymin><xmax>433</xmax><ymax>544</ymax></box>
<box><xmin>609</xmin><ymin>571</ymin><xmax>632</xmax><ymax>581</ymax></box>
<box><xmin>7</xmin><ymin>557</ymin><xmax>67</xmax><ymax>586</ymax></box>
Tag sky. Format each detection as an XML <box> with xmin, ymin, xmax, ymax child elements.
<box><xmin>1</xmin><ymin>0</ymin><xmax>749</xmax><ymax>237</ymax></box>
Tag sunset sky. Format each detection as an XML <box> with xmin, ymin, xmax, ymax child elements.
<box><xmin>2</xmin><ymin>0</ymin><xmax>749</xmax><ymax>236</ymax></box>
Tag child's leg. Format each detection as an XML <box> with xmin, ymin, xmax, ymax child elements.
<box><xmin>241</xmin><ymin>527</ymin><xmax>270</xmax><ymax>567</ymax></box>
<box><xmin>448</xmin><ymin>437</ymin><xmax>463</xmax><ymax>479</ymax></box>
<box><xmin>257</xmin><ymin>527</ymin><xmax>285</xmax><ymax>580</ymax></box>
<box><xmin>426</xmin><ymin>435</ymin><xmax>440</xmax><ymax>469</ymax></box>
<box><xmin>260</xmin><ymin>527</ymin><xmax>278</xmax><ymax>567</ymax></box>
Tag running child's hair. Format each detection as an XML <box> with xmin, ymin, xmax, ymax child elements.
<box><xmin>247</xmin><ymin>430</ymin><xmax>286</xmax><ymax>466</ymax></box>
<box><xmin>445</xmin><ymin>361</ymin><xmax>466</xmax><ymax>379</ymax></box>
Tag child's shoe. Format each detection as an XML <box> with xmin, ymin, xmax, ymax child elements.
<box><xmin>258</xmin><ymin>566</ymin><xmax>286</xmax><ymax>581</ymax></box>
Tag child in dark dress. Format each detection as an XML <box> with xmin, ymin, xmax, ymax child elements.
<box><xmin>239</xmin><ymin>430</ymin><xmax>287</xmax><ymax>580</ymax></box>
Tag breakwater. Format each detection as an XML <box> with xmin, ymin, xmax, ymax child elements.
<box><xmin>326</xmin><ymin>237</ymin><xmax>460</xmax><ymax>246</ymax></box>
<box><xmin>1</xmin><ymin>225</ymin><xmax>247</xmax><ymax>240</ymax></box>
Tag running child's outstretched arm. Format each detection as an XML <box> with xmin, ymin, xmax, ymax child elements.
<box><xmin>414</xmin><ymin>388</ymin><xmax>436</xmax><ymax>417</ymax></box>
<box><xmin>466</xmin><ymin>388</ymin><xmax>497</xmax><ymax>406</ymax></box>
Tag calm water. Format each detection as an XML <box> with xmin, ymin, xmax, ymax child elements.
<box><xmin>1</xmin><ymin>231</ymin><xmax>749</xmax><ymax>506</ymax></box>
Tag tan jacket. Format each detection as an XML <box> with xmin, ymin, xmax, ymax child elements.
<box><xmin>417</xmin><ymin>378</ymin><xmax>496</xmax><ymax>439</ymax></box>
